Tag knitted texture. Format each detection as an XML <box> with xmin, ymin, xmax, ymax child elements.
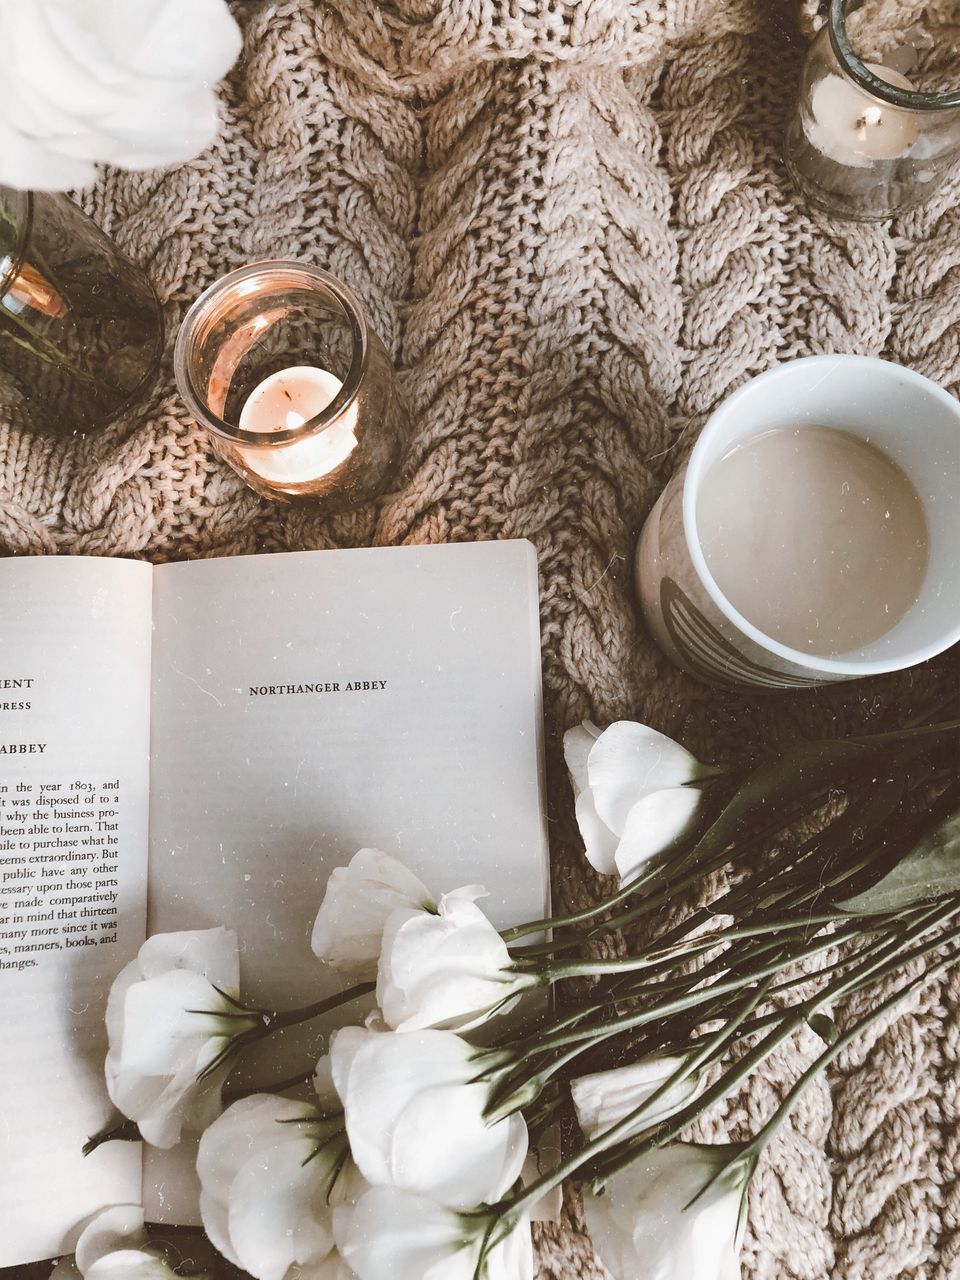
<box><xmin>2</xmin><ymin>2</ymin><xmax>959</xmax><ymax>1276</ymax></box>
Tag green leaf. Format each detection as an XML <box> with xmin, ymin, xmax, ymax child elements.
<box><xmin>836</xmin><ymin>809</ymin><xmax>960</xmax><ymax>915</ymax></box>
<box><xmin>807</xmin><ymin>1013</ymin><xmax>839</xmax><ymax>1047</ymax></box>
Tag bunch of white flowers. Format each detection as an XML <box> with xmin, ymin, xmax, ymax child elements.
<box><xmin>80</xmin><ymin>716</ymin><xmax>960</xmax><ymax>1280</ymax></box>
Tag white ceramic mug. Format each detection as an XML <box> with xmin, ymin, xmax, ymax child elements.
<box><xmin>635</xmin><ymin>354</ymin><xmax>960</xmax><ymax>689</ymax></box>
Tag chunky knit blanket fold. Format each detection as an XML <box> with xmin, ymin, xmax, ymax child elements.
<box><xmin>2</xmin><ymin>2</ymin><xmax>959</xmax><ymax>1275</ymax></box>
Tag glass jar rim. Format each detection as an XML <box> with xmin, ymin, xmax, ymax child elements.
<box><xmin>829</xmin><ymin>0</ymin><xmax>960</xmax><ymax>110</ymax></box>
<box><xmin>0</xmin><ymin>189</ymin><xmax>34</xmax><ymax>299</ymax></box>
<box><xmin>174</xmin><ymin>259</ymin><xmax>369</xmax><ymax>448</ymax></box>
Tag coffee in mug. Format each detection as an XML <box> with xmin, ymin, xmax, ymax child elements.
<box><xmin>696</xmin><ymin>424</ymin><xmax>928</xmax><ymax>654</ymax></box>
<box><xmin>635</xmin><ymin>355</ymin><xmax>960</xmax><ymax>689</ymax></box>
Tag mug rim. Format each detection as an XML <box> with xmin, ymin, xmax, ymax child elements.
<box><xmin>682</xmin><ymin>353</ymin><xmax>960</xmax><ymax>676</ymax></box>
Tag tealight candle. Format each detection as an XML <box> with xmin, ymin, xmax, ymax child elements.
<box><xmin>805</xmin><ymin>63</ymin><xmax>918</xmax><ymax>167</ymax></box>
<box><xmin>174</xmin><ymin>260</ymin><xmax>410</xmax><ymax>508</ymax></box>
<box><xmin>784</xmin><ymin>0</ymin><xmax>960</xmax><ymax>221</ymax></box>
<box><xmin>237</xmin><ymin>366</ymin><xmax>359</xmax><ymax>485</ymax></box>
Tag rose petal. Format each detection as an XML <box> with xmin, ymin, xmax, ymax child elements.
<box><xmin>75</xmin><ymin>1207</ymin><xmax>147</xmax><ymax>1274</ymax></box>
<box><xmin>311</xmin><ymin>849</ymin><xmax>436</xmax><ymax>979</ymax></box>
<box><xmin>574</xmin><ymin>790</ymin><xmax>620</xmax><ymax>876</ymax></box>
<box><xmin>334</xmin><ymin>1188</ymin><xmax>477</xmax><ymax>1280</ymax></box>
<box><xmin>614</xmin><ymin>786</ymin><xmax>702</xmax><ymax>884</ymax></box>
<box><xmin>563</xmin><ymin>722</ymin><xmax>602</xmax><ymax>796</ymax></box>
<box><xmin>336</xmin><ymin>1029</ymin><xmax>475</xmax><ymax>1188</ymax></box>
<box><xmin>389</xmin><ymin>1081</ymin><xmax>527</xmax><ymax>1208</ymax></box>
<box><xmin>583</xmin><ymin>1144</ymin><xmax>745</xmax><ymax>1280</ymax></box>
<box><xmin>135</xmin><ymin>928</ymin><xmax>239</xmax><ymax>991</ymax></box>
<box><xmin>571</xmin><ymin>1056</ymin><xmax>704</xmax><ymax>1141</ymax></box>
<box><xmin>227</xmin><ymin>1140</ymin><xmax>338</xmax><ymax>1280</ymax></box>
<box><xmin>377</xmin><ymin>895</ymin><xmax>525</xmax><ymax>1032</ymax></box>
<box><xmin>588</xmin><ymin>722</ymin><xmax>703</xmax><ymax>835</ymax></box>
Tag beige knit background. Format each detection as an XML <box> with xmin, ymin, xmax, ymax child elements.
<box><xmin>3</xmin><ymin>1</ymin><xmax>960</xmax><ymax>1276</ymax></box>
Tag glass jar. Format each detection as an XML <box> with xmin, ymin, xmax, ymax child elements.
<box><xmin>785</xmin><ymin>0</ymin><xmax>960</xmax><ymax>220</ymax></box>
<box><xmin>174</xmin><ymin>260</ymin><xmax>411</xmax><ymax>508</ymax></box>
<box><xmin>0</xmin><ymin>188</ymin><xmax>163</xmax><ymax>435</ymax></box>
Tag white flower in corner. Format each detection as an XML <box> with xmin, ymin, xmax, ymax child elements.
<box><xmin>583</xmin><ymin>1143</ymin><xmax>750</xmax><ymax>1280</ymax></box>
<box><xmin>330</xmin><ymin>1025</ymin><xmax>527</xmax><ymax>1210</ymax></box>
<box><xmin>572</xmin><ymin>1055</ymin><xmax>705</xmax><ymax>1143</ymax></box>
<box><xmin>51</xmin><ymin>1205</ymin><xmax>185</xmax><ymax>1280</ymax></box>
<box><xmin>564</xmin><ymin>720</ymin><xmax>712</xmax><ymax>883</ymax></box>
<box><xmin>334</xmin><ymin>1186</ymin><xmax>534</xmax><ymax>1280</ymax></box>
<box><xmin>378</xmin><ymin>887</ymin><xmax>537</xmax><ymax>1032</ymax></box>
<box><xmin>0</xmin><ymin>0</ymin><xmax>242</xmax><ymax>191</ymax></box>
<box><xmin>312</xmin><ymin>847</ymin><xmax>436</xmax><ymax>981</ymax></box>
<box><xmin>197</xmin><ymin>1062</ymin><xmax>363</xmax><ymax>1280</ymax></box>
<box><xmin>105</xmin><ymin>928</ymin><xmax>261</xmax><ymax>1149</ymax></box>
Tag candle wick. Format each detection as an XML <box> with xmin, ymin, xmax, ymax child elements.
<box><xmin>855</xmin><ymin>105</ymin><xmax>884</xmax><ymax>140</ymax></box>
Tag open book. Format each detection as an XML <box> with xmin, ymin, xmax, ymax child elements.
<box><xmin>0</xmin><ymin>541</ymin><xmax>550</xmax><ymax>1269</ymax></box>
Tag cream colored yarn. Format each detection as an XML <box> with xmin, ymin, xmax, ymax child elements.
<box><xmin>2</xmin><ymin>2</ymin><xmax>959</xmax><ymax>1277</ymax></box>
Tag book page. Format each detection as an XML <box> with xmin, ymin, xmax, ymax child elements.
<box><xmin>0</xmin><ymin>557</ymin><xmax>152</xmax><ymax>1267</ymax></box>
<box><xmin>144</xmin><ymin>541</ymin><xmax>549</xmax><ymax>1222</ymax></box>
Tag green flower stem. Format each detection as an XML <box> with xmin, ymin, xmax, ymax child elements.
<box><xmin>741</xmin><ymin>943</ymin><xmax>960</xmax><ymax>1161</ymax></box>
<box><xmin>849</xmin><ymin>718</ymin><xmax>960</xmax><ymax>748</ymax></box>
<box><xmin>533</xmin><ymin>911</ymin><xmax>877</xmax><ymax>991</ymax></box>
<box><xmin>501</xmin><ymin>897</ymin><xmax>960</xmax><ymax>1112</ymax></box>
<box><xmin>603</xmin><ymin>784</ymin><xmax>901</xmax><ymax>944</ymax></box>
<box><xmin>0</xmin><ymin>319</ymin><xmax>109</xmax><ymax>391</ymax></box>
<box><xmin>500</xmin><ymin>845</ymin><xmax>695</xmax><ymax>944</ymax></box>
<box><xmin>480</xmin><ymin>978</ymin><xmax>775</xmax><ymax>1258</ymax></box>
<box><xmin>262</xmin><ymin>981</ymin><xmax>376</xmax><ymax>1032</ymax></box>
<box><xmin>607</xmin><ymin>900</ymin><xmax>944</xmax><ymax>1027</ymax></box>
<box><xmin>506</xmin><ymin>817</ymin><xmax>801</xmax><ymax>961</ymax></box>
<box><xmin>83</xmin><ymin>1067</ymin><xmax>317</xmax><ymax>1155</ymax></box>
<box><xmin>585</xmin><ymin>900</ymin><xmax>960</xmax><ymax>1187</ymax></box>
<box><xmin>648</xmin><ymin>902</ymin><xmax>960</xmax><ymax>1062</ymax></box>
<box><xmin>501</xmin><ymin>907</ymin><xmax>895</xmax><ymax>1057</ymax></box>
<box><xmin>656</xmin><ymin>923</ymin><xmax>905</xmax><ymax>1052</ymax></box>
<box><xmin>585</xmin><ymin>728</ymin><xmax>949</xmax><ymax>957</ymax></box>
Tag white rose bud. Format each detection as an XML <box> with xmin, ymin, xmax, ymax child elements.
<box><xmin>377</xmin><ymin>887</ymin><xmax>537</xmax><ymax>1032</ymax></box>
<box><xmin>0</xmin><ymin>0</ymin><xmax>242</xmax><ymax>191</ymax></box>
<box><xmin>334</xmin><ymin>1186</ymin><xmax>533</xmax><ymax>1280</ymax></box>
<box><xmin>583</xmin><ymin>1143</ymin><xmax>749</xmax><ymax>1280</ymax></box>
<box><xmin>572</xmin><ymin>1055</ymin><xmax>704</xmax><ymax>1142</ymax></box>
<box><xmin>564</xmin><ymin>720</ymin><xmax>711</xmax><ymax>883</ymax></box>
<box><xmin>330</xmin><ymin>1025</ymin><xmax>527</xmax><ymax>1210</ymax></box>
<box><xmin>197</xmin><ymin>1067</ymin><xmax>364</xmax><ymax>1280</ymax></box>
<box><xmin>105</xmin><ymin>928</ymin><xmax>260</xmax><ymax>1148</ymax></box>
<box><xmin>51</xmin><ymin>1205</ymin><xmax>187</xmax><ymax>1280</ymax></box>
<box><xmin>312</xmin><ymin>847</ymin><xmax>436</xmax><ymax>981</ymax></box>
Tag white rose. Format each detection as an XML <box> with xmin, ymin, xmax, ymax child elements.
<box><xmin>564</xmin><ymin>720</ymin><xmax>711</xmax><ymax>883</ymax></box>
<box><xmin>583</xmin><ymin>1143</ymin><xmax>749</xmax><ymax>1280</ymax></box>
<box><xmin>311</xmin><ymin>847</ymin><xmax>436</xmax><ymax>981</ymax></box>
<box><xmin>105</xmin><ymin>927</ymin><xmax>261</xmax><ymax>1148</ymax></box>
<box><xmin>330</xmin><ymin>1025</ymin><xmax>527</xmax><ymax>1210</ymax></box>
<box><xmin>571</xmin><ymin>1055</ymin><xmax>705</xmax><ymax>1142</ymax></box>
<box><xmin>377</xmin><ymin>887</ymin><xmax>537</xmax><ymax>1032</ymax></box>
<box><xmin>197</xmin><ymin>1067</ymin><xmax>364</xmax><ymax>1280</ymax></box>
<box><xmin>51</xmin><ymin>1205</ymin><xmax>183</xmax><ymax>1280</ymax></box>
<box><xmin>334</xmin><ymin>1186</ymin><xmax>533</xmax><ymax>1280</ymax></box>
<box><xmin>0</xmin><ymin>0</ymin><xmax>242</xmax><ymax>191</ymax></box>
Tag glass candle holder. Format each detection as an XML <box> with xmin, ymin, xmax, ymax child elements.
<box><xmin>785</xmin><ymin>0</ymin><xmax>960</xmax><ymax>220</ymax></box>
<box><xmin>0</xmin><ymin>188</ymin><xmax>163</xmax><ymax>436</ymax></box>
<box><xmin>174</xmin><ymin>260</ymin><xmax>410</xmax><ymax>507</ymax></box>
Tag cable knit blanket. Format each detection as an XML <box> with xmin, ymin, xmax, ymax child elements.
<box><xmin>3</xmin><ymin>2</ymin><xmax>960</xmax><ymax>1276</ymax></box>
